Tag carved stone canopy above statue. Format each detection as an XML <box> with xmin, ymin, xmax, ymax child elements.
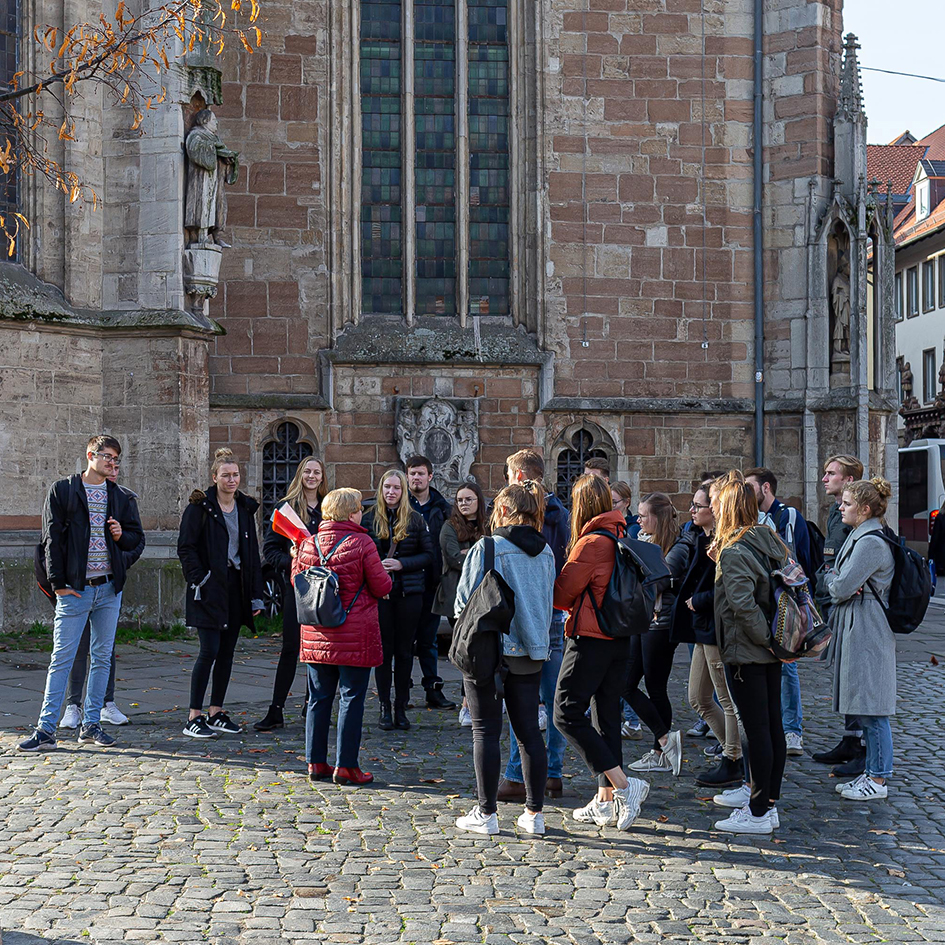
<box><xmin>395</xmin><ymin>397</ymin><xmax>480</xmax><ymax>496</ymax></box>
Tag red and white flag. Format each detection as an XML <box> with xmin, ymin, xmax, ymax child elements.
<box><xmin>271</xmin><ymin>503</ymin><xmax>311</xmax><ymax>545</ymax></box>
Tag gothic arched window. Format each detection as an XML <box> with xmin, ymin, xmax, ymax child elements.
<box><xmin>261</xmin><ymin>422</ymin><xmax>311</xmax><ymax>520</ymax></box>
<box><xmin>360</xmin><ymin>0</ymin><xmax>511</xmax><ymax>319</ymax></box>
<box><xmin>556</xmin><ymin>429</ymin><xmax>610</xmax><ymax>507</ymax></box>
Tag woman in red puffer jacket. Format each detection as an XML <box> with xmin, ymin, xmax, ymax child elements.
<box><xmin>293</xmin><ymin>488</ymin><xmax>392</xmax><ymax>786</ymax></box>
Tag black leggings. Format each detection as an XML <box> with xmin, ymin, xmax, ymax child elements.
<box><xmin>269</xmin><ymin>581</ymin><xmax>301</xmax><ymax>708</ymax></box>
<box><xmin>464</xmin><ymin>670</ymin><xmax>546</xmax><ymax>815</ymax></box>
<box><xmin>624</xmin><ymin>630</ymin><xmax>679</xmax><ymax>750</ymax></box>
<box><xmin>726</xmin><ymin>662</ymin><xmax>786</xmax><ymax>817</ymax></box>
<box><xmin>375</xmin><ymin>593</ymin><xmax>423</xmax><ymax>705</ymax></box>
<box><xmin>555</xmin><ymin>634</ymin><xmax>631</xmax><ymax>788</ymax></box>
<box><xmin>190</xmin><ymin>568</ymin><xmax>244</xmax><ymax>710</ymax></box>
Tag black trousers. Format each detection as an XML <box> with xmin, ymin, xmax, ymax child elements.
<box><xmin>554</xmin><ymin>634</ymin><xmax>632</xmax><ymax>788</ymax></box>
<box><xmin>190</xmin><ymin>568</ymin><xmax>244</xmax><ymax>710</ymax></box>
<box><xmin>625</xmin><ymin>629</ymin><xmax>679</xmax><ymax>750</ymax></box>
<box><xmin>375</xmin><ymin>593</ymin><xmax>423</xmax><ymax>705</ymax></box>
<box><xmin>269</xmin><ymin>581</ymin><xmax>302</xmax><ymax>708</ymax></box>
<box><xmin>726</xmin><ymin>662</ymin><xmax>786</xmax><ymax>817</ymax></box>
<box><xmin>464</xmin><ymin>669</ymin><xmax>546</xmax><ymax>815</ymax></box>
<box><xmin>415</xmin><ymin>586</ymin><xmax>444</xmax><ymax>691</ymax></box>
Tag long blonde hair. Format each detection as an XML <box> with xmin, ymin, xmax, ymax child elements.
<box><xmin>713</xmin><ymin>470</ymin><xmax>762</xmax><ymax>555</ymax></box>
<box><xmin>279</xmin><ymin>457</ymin><xmax>329</xmax><ymax>522</ymax></box>
<box><xmin>372</xmin><ymin>469</ymin><xmax>413</xmax><ymax>543</ymax></box>
<box><xmin>491</xmin><ymin>481</ymin><xmax>545</xmax><ymax>532</ymax></box>
<box><xmin>568</xmin><ymin>474</ymin><xmax>613</xmax><ymax>553</ymax></box>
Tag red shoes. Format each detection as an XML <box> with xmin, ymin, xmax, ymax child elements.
<box><xmin>333</xmin><ymin>767</ymin><xmax>375</xmax><ymax>786</ymax></box>
<box><xmin>308</xmin><ymin>763</ymin><xmax>335</xmax><ymax>781</ymax></box>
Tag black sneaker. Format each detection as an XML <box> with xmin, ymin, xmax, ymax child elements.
<box><xmin>425</xmin><ymin>688</ymin><xmax>457</xmax><ymax>710</ymax></box>
<box><xmin>207</xmin><ymin>711</ymin><xmax>242</xmax><ymax>734</ymax></box>
<box><xmin>17</xmin><ymin>728</ymin><xmax>57</xmax><ymax>752</ymax></box>
<box><xmin>183</xmin><ymin>716</ymin><xmax>217</xmax><ymax>739</ymax></box>
<box><xmin>77</xmin><ymin>724</ymin><xmax>115</xmax><ymax>747</ymax></box>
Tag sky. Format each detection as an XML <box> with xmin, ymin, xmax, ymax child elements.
<box><xmin>843</xmin><ymin>0</ymin><xmax>944</xmax><ymax>145</ymax></box>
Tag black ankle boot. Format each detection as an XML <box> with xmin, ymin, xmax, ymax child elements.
<box><xmin>394</xmin><ymin>702</ymin><xmax>411</xmax><ymax>731</ymax></box>
<box><xmin>379</xmin><ymin>701</ymin><xmax>394</xmax><ymax>730</ymax></box>
<box><xmin>813</xmin><ymin>735</ymin><xmax>862</xmax><ymax>765</ymax></box>
<box><xmin>695</xmin><ymin>755</ymin><xmax>744</xmax><ymax>787</ymax></box>
<box><xmin>253</xmin><ymin>705</ymin><xmax>284</xmax><ymax>732</ymax></box>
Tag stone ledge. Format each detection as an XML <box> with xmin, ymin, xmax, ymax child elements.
<box><xmin>210</xmin><ymin>393</ymin><xmax>331</xmax><ymax>410</ymax></box>
<box><xmin>327</xmin><ymin>317</ymin><xmax>547</xmax><ymax>366</ymax></box>
<box><xmin>542</xmin><ymin>397</ymin><xmax>755</xmax><ymax>414</ymax></box>
<box><xmin>0</xmin><ymin>262</ymin><xmax>222</xmax><ymax>335</ymax></box>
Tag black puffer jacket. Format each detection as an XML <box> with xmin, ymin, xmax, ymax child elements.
<box><xmin>671</xmin><ymin>529</ymin><xmax>714</xmax><ymax>645</ymax></box>
<box><xmin>42</xmin><ymin>474</ymin><xmax>145</xmax><ymax>593</ymax></box>
<box><xmin>362</xmin><ymin>506</ymin><xmax>434</xmax><ymax>598</ymax></box>
<box><xmin>410</xmin><ymin>487</ymin><xmax>451</xmax><ymax>582</ymax></box>
<box><xmin>177</xmin><ymin>486</ymin><xmax>264</xmax><ymax>630</ymax></box>
<box><xmin>652</xmin><ymin>530</ymin><xmax>696</xmax><ymax>638</ymax></box>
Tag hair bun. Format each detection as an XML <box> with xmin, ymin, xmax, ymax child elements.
<box><xmin>870</xmin><ymin>476</ymin><xmax>893</xmax><ymax>499</ymax></box>
<box><xmin>214</xmin><ymin>447</ymin><xmax>235</xmax><ymax>461</ymax></box>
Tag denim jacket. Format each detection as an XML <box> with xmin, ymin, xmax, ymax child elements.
<box><xmin>454</xmin><ymin>529</ymin><xmax>555</xmax><ymax>661</ymax></box>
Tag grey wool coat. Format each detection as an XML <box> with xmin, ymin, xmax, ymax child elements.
<box><xmin>824</xmin><ymin>519</ymin><xmax>896</xmax><ymax>717</ymax></box>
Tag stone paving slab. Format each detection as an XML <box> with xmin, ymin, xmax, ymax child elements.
<box><xmin>0</xmin><ymin>617</ymin><xmax>944</xmax><ymax>943</ymax></box>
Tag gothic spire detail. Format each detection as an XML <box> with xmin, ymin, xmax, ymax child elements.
<box><xmin>838</xmin><ymin>33</ymin><xmax>865</xmax><ymax>120</ymax></box>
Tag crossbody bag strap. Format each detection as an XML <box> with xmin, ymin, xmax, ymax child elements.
<box><xmin>484</xmin><ymin>536</ymin><xmax>495</xmax><ymax>573</ymax></box>
<box><xmin>316</xmin><ymin>535</ymin><xmax>349</xmax><ymax>566</ymax></box>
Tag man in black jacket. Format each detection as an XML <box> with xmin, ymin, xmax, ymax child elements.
<box><xmin>407</xmin><ymin>455</ymin><xmax>456</xmax><ymax>709</ymax></box>
<box><xmin>19</xmin><ymin>435</ymin><xmax>144</xmax><ymax>752</ymax></box>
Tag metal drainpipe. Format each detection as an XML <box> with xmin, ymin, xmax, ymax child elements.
<box><xmin>753</xmin><ymin>0</ymin><xmax>765</xmax><ymax>466</ymax></box>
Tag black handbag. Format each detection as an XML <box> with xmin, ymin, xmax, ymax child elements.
<box><xmin>294</xmin><ymin>536</ymin><xmax>364</xmax><ymax>628</ymax></box>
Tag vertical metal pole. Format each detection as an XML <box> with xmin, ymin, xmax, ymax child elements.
<box><xmin>403</xmin><ymin>0</ymin><xmax>416</xmax><ymax>325</ymax></box>
<box><xmin>753</xmin><ymin>0</ymin><xmax>765</xmax><ymax>466</ymax></box>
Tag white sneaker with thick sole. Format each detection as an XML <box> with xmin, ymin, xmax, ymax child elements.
<box><xmin>538</xmin><ymin>704</ymin><xmax>548</xmax><ymax>732</ymax></box>
<box><xmin>59</xmin><ymin>704</ymin><xmax>82</xmax><ymax>730</ymax></box>
<box><xmin>101</xmin><ymin>702</ymin><xmax>130</xmax><ymax>726</ymax></box>
<box><xmin>572</xmin><ymin>797</ymin><xmax>617</xmax><ymax>826</ymax></box>
<box><xmin>661</xmin><ymin>730</ymin><xmax>683</xmax><ymax>776</ymax></box>
<box><xmin>835</xmin><ymin>774</ymin><xmax>865</xmax><ymax>794</ymax></box>
<box><xmin>458</xmin><ymin>705</ymin><xmax>472</xmax><ymax>727</ymax></box>
<box><xmin>517</xmin><ymin>810</ymin><xmax>545</xmax><ymax>835</ymax></box>
<box><xmin>629</xmin><ymin>749</ymin><xmax>671</xmax><ymax>773</ymax></box>
<box><xmin>713</xmin><ymin>783</ymin><xmax>751</xmax><ymax>808</ymax></box>
<box><xmin>785</xmin><ymin>732</ymin><xmax>804</xmax><ymax>756</ymax></box>
<box><xmin>768</xmin><ymin>806</ymin><xmax>780</xmax><ymax>829</ymax></box>
<box><xmin>841</xmin><ymin>777</ymin><xmax>888</xmax><ymax>800</ymax></box>
<box><xmin>714</xmin><ymin>804</ymin><xmax>774</xmax><ymax>834</ymax></box>
<box><xmin>455</xmin><ymin>806</ymin><xmax>499</xmax><ymax>835</ymax></box>
<box><xmin>613</xmin><ymin>779</ymin><xmax>649</xmax><ymax>831</ymax></box>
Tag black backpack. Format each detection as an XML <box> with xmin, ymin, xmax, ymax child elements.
<box><xmin>293</xmin><ymin>536</ymin><xmax>364</xmax><ymax>628</ymax></box>
<box><xmin>449</xmin><ymin>538</ymin><xmax>515</xmax><ymax>691</ymax></box>
<box><xmin>583</xmin><ymin>532</ymin><xmax>671</xmax><ymax>638</ymax></box>
<box><xmin>864</xmin><ymin>527</ymin><xmax>932</xmax><ymax>635</ymax></box>
<box><xmin>35</xmin><ymin>479</ymin><xmax>79</xmax><ymax>606</ymax></box>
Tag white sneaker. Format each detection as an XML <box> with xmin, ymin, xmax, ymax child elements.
<box><xmin>572</xmin><ymin>796</ymin><xmax>616</xmax><ymax>826</ymax></box>
<box><xmin>835</xmin><ymin>774</ymin><xmax>865</xmax><ymax>794</ymax></box>
<box><xmin>768</xmin><ymin>805</ymin><xmax>780</xmax><ymax>829</ymax></box>
<box><xmin>629</xmin><ymin>749</ymin><xmax>671</xmax><ymax>772</ymax></box>
<box><xmin>517</xmin><ymin>810</ymin><xmax>545</xmax><ymax>835</ymax></box>
<box><xmin>100</xmin><ymin>702</ymin><xmax>130</xmax><ymax>726</ymax></box>
<box><xmin>785</xmin><ymin>732</ymin><xmax>804</xmax><ymax>756</ymax></box>
<box><xmin>661</xmin><ymin>730</ymin><xmax>683</xmax><ymax>776</ymax></box>
<box><xmin>59</xmin><ymin>704</ymin><xmax>82</xmax><ymax>729</ymax></box>
<box><xmin>713</xmin><ymin>783</ymin><xmax>751</xmax><ymax>808</ymax></box>
<box><xmin>621</xmin><ymin>720</ymin><xmax>643</xmax><ymax>739</ymax></box>
<box><xmin>841</xmin><ymin>777</ymin><xmax>888</xmax><ymax>801</ymax></box>
<box><xmin>613</xmin><ymin>779</ymin><xmax>650</xmax><ymax>831</ymax></box>
<box><xmin>714</xmin><ymin>804</ymin><xmax>774</xmax><ymax>834</ymax></box>
<box><xmin>538</xmin><ymin>704</ymin><xmax>548</xmax><ymax>732</ymax></box>
<box><xmin>458</xmin><ymin>705</ymin><xmax>472</xmax><ymax>727</ymax></box>
<box><xmin>455</xmin><ymin>806</ymin><xmax>499</xmax><ymax>835</ymax></box>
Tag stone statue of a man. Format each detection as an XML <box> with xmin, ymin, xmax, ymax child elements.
<box><xmin>185</xmin><ymin>109</ymin><xmax>239</xmax><ymax>247</ymax></box>
<box><xmin>831</xmin><ymin>253</ymin><xmax>852</xmax><ymax>361</ymax></box>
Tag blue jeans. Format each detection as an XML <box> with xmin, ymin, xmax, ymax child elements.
<box><xmin>37</xmin><ymin>582</ymin><xmax>122</xmax><ymax>733</ymax></box>
<box><xmin>622</xmin><ymin>699</ymin><xmax>641</xmax><ymax>726</ymax></box>
<box><xmin>860</xmin><ymin>715</ymin><xmax>893</xmax><ymax>778</ymax></box>
<box><xmin>505</xmin><ymin>612</ymin><xmax>566</xmax><ymax>781</ymax></box>
<box><xmin>780</xmin><ymin>661</ymin><xmax>803</xmax><ymax>736</ymax></box>
<box><xmin>305</xmin><ymin>664</ymin><xmax>371</xmax><ymax>769</ymax></box>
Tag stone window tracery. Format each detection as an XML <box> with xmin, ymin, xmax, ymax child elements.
<box><xmin>261</xmin><ymin>421</ymin><xmax>311</xmax><ymax>520</ymax></box>
<box><xmin>555</xmin><ymin>428</ymin><xmax>611</xmax><ymax>508</ymax></box>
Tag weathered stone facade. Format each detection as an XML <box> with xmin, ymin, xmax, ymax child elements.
<box><xmin>0</xmin><ymin>0</ymin><xmax>900</xmax><ymax>627</ymax></box>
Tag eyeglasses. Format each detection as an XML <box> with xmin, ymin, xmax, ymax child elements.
<box><xmin>93</xmin><ymin>452</ymin><xmax>121</xmax><ymax>466</ymax></box>
<box><xmin>690</xmin><ymin>502</ymin><xmax>710</xmax><ymax>511</ymax></box>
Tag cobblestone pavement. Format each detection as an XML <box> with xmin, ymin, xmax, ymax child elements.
<box><xmin>2</xmin><ymin>604</ymin><xmax>945</xmax><ymax>945</ymax></box>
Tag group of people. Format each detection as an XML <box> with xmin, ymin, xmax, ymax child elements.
<box><xmin>19</xmin><ymin>436</ymin><xmax>903</xmax><ymax>837</ymax></box>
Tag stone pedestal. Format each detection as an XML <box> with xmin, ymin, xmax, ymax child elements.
<box><xmin>183</xmin><ymin>244</ymin><xmax>223</xmax><ymax>316</ymax></box>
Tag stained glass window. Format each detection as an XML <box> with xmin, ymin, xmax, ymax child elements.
<box><xmin>0</xmin><ymin>0</ymin><xmax>19</xmax><ymax>258</ymax></box>
<box><xmin>361</xmin><ymin>1</ymin><xmax>403</xmax><ymax>314</ymax></box>
<box><xmin>468</xmin><ymin>0</ymin><xmax>509</xmax><ymax>316</ymax></box>
<box><xmin>414</xmin><ymin>0</ymin><xmax>456</xmax><ymax>315</ymax></box>
<box><xmin>262</xmin><ymin>422</ymin><xmax>312</xmax><ymax>521</ymax></box>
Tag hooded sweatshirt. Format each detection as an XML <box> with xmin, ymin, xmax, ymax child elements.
<box><xmin>454</xmin><ymin>524</ymin><xmax>555</xmax><ymax>664</ymax></box>
<box><xmin>713</xmin><ymin>524</ymin><xmax>788</xmax><ymax>666</ymax></box>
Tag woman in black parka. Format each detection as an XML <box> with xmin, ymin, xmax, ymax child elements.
<box><xmin>177</xmin><ymin>448</ymin><xmax>264</xmax><ymax>739</ymax></box>
<box><xmin>362</xmin><ymin>469</ymin><xmax>434</xmax><ymax>732</ymax></box>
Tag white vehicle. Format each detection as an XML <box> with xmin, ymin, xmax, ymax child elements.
<box><xmin>899</xmin><ymin>439</ymin><xmax>945</xmax><ymax>549</ymax></box>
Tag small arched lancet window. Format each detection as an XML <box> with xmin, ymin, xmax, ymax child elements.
<box><xmin>261</xmin><ymin>422</ymin><xmax>310</xmax><ymax>520</ymax></box>
<box><xmin>555</xmin><ymin>429</ymin><xmax>609</xmax><ymax>508</ymax></box>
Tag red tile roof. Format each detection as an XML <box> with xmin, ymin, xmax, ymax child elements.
<box><xmin>867</xmin><ymin>145</ymin><xmax>924</xmax><ymax>195</ymax></box>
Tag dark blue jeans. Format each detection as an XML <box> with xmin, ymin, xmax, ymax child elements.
<box><xmin>305</xmin><ymin>664</ymin><xmax>371</xmax><ymax>769</ymax></box>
